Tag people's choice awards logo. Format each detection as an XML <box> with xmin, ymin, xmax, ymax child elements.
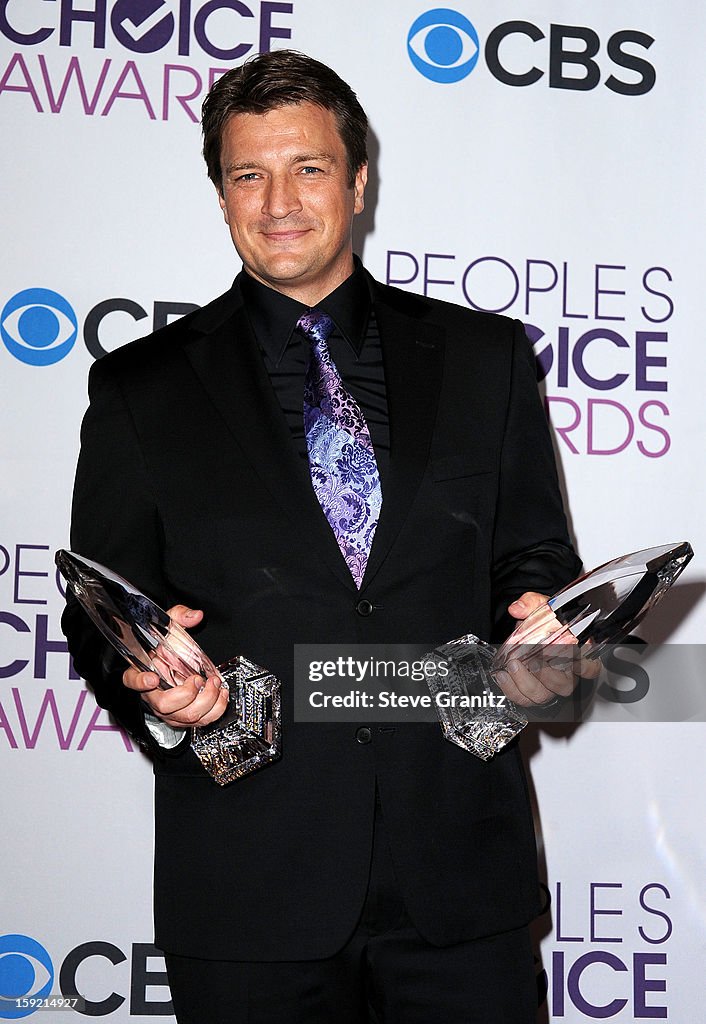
<box><xmin>0</xmin><ymin>935</ymin><xmax>54</xmax><ymax>1020</ymax></box>
<box><xmin>1</xmin><ymin>289</ymin><xmax>77</xmax><ymax>366</ymax></box>
<box><xmin>407</xmin><ymin>9</ymin><xmax>479</xmax><ymax>83</ymax></box>
<box><xmin>0</xmin><ymin>2</ymin><xmax>296</xmax><ymax>123</ymax></box>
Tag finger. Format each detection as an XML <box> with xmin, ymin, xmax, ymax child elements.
<box><xmin>507</xmin><ymin>591</ymin><xmax>549</xmax><ymax>621</ymax></box>
<box><xmin>495</xmin><ymin>661</ymin><xmax>554</xmax><ymax>706</ymax></box>
<box><xmin>147</xmin><ymin>676</ymin><xmax>229</xmax><ymax>727</ymax></box>
<box><xmin>166</xmin><ymin>604</ymin><xmax>204</xmax><ymax>628</ymax></box>
<box><xmin>503</xmin><ymin>615</ymin><xmax>565</xmax><ymax>662</ymax></box>
<box><xmin>189</xmin><ymin>679</ymin><xmax>231</xmax><ymax>728</ymax></box>
<box><xmin>506</xmin><ymin>614</ymin><xmax>561</xmax><ymax>651</ymax></box>
<box><xmin>532</xmin><ymin>660</ymin><xmax>576</xmax><ymax>698</ymax></box>
<box><xmin>143</xmin><ymin>674</ymin><xmax>203</xmax><ymax>716</ymax></box>
<box><xmin>493</xmin><ymin>663</ymin><xmax>549</xmax><ymax>704</ymax></box>
<box><xmin>544</xmin><ymin>644</ymin><xmax>602</xmax><ymax>680</ymax></box>
<box><xmin>157</xmin><ymin>679</ymin><xmax>230</xmax><ymax>728</ymax></box>
<box><xmin>576</xmin><ymin>655</ymin><xmax>602</xmax><ymax>679</ymax></box>
<box><xmin>123</xmin><ymin>667</ymin><xmax>161</xmax><ymax>693</ymax></box>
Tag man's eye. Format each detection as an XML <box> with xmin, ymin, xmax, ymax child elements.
<box><xmin>301</xmin><ymin>166</ymin><xmax>323</xmax><ymax>174</ymax></box>
<box><xmin>236</xmin><ymin>173</ymin><xmax>259</xmax><ymax>182</ymax></box>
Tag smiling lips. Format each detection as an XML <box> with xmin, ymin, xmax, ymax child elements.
<box><xmin>262</xmin><ymin>227</ymin><xmax>313</xmax><ymax>243</ymax></box>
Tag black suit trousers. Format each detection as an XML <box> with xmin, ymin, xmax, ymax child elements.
<box><xmin>164</xmin><ymin>789</ymin><xmax>537</xmax><ymax>1024</ymax></box>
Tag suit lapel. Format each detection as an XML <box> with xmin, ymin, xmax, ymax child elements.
<box><xmin>183</xmin><ymin>288</ymin><xmax>357</xmax><ymax>589</ymax></box>
<box><xmin>362</xmin><ymin>282</ymin><xmax>445</xmax><ymax>588</ymax></box>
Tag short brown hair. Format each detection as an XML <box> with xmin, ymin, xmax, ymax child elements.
<box><xmin>202</xmin><ymin>50</ymin><xmax>368</xmax><ymax>191</ymax></box>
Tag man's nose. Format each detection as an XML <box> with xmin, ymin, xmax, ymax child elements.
<box><xmin>262</xmin><ymin>174</ymin><xmax>302</xmax><ymax>219</ymax></box>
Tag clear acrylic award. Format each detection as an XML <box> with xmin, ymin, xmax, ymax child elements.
<box><xmin>56</xmin><ymin>550</ymin><xmax>281</xmax><ymax>785</ymax></box>
<box><xmin>424</xmin><ymin>542</ymin><xmax>693</xmax><ymax>760</ymax></box>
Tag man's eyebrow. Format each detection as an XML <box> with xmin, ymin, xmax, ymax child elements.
<box><xmin>224</xmin><ymin>161</ymin><xmax>259</xmax><ymax>175</ymax></box>
<box><xmin>224</xmin><ymin>152</ymin><xmax>337</xmax><ymax>175</ymax></box>
<box><xmin>292</xmin><ymin>151</ymin><xmax>336</xmax><ymax>163</ymax></box>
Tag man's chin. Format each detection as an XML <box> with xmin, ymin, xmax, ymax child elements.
<box><xmin>245</xmin><ymin>255</ymin><xmax>322</xmax><ymax>290</ymax></box>
<box><xmin>240</xmin><ymin>247</ymin><xmax>353</xmax><ymax>302</ymax></box>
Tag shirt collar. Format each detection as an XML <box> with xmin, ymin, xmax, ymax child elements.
<box><xmin>240</xmin><ymin>256</ymin><xmax>371</xmax><ymax>365</ymax></box>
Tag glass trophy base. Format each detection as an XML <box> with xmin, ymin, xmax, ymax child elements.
<box><xmin>191</xmin><ymin>656</ymin><xmax>281</xmax><ymax>785</ymax></box>
<box><xmin>425</xmin><ymin>634</ymin><xmax>527</xmax><ymax>760</ymax></box>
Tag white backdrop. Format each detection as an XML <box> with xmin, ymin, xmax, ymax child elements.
<box><xmin>1</xmin><ymin>2</ymin><xmax>704</xmax><ymax>1020</ymax></box>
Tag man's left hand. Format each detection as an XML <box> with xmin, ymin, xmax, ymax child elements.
<box><xmin>494</xmin><ymin>591</ymin><xmax>600</xmax><ymax>707</ymax></box>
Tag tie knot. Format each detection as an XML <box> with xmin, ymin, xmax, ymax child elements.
<box><xmin>296</xmin><ymin>310</ymin><xmax>335</xmax><ymax>345</ymax></box>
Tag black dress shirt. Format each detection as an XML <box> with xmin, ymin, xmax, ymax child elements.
<box><xmin>239</xmin><ymin>259</ymin><xmax>390</xmax><ymax>481</ymax></box>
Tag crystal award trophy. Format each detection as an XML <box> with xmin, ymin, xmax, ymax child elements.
<box><xmin>56</xmin><ymin>550</ymin><xmax>281</xmax><ymax>785</ymax></box>
<box><xmin>424</xmin><ymin>542</ymin><xmax>693</xmax><ymax>760</ymax></box>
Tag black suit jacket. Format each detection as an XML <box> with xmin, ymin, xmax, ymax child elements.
<box><xmin>62</xmin><ymin>270</ymin><xmax>581</xmax><ymax>961</ymax></box>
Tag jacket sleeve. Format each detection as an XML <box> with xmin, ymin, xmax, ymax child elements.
<box><xmin>490</xmin><ymin>320</ymin><xmax>582</xmax><ymax>641</ymax></box>
<box><xmin>61</xmin><ymin>355</ymin><xmax>187</xmax><ymax>756</ymax></box>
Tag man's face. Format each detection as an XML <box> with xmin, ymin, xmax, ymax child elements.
<box><xmin>218</xmin><ymin>102</ymin><xmax>367</xmax><ymax>306</ymax></box>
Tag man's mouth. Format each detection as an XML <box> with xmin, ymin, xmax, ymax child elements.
<box><xmin>261</xmin><ymin>228</ymin><xmax>312</xmax><ymax>243</ymax></box>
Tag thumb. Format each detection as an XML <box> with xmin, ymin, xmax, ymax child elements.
<box><xmin>166</xmin><ymin>604</ymin><xmax>204</xmax><ymax>628</ymax></box>
<box><xmin>507</xmin><ymin>591</ymin><xmax>547</xmax><ymax>620</ymax></box>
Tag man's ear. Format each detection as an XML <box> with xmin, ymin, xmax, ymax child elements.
<box><xmin>217</xmin><ymin>186</ymin><xmax>229</xmax><ymax>223</ymax></box>
<box><xmin>353</xmin><ymin>163</ymin><xmax>368</xmax><ymax>214</ymax></box>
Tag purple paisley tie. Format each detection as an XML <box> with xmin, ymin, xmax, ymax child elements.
<box><xmin>298</xmin><ymin>310</ymin><xmax>382</xmax><ymax>589</ymax></box>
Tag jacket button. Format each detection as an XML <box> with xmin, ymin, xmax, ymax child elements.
<box><xmin>355</xmin><ymin>727</ymin><xmax>372</xmax><ymax>744</ymax></box>
<box><xmin>355</xmin><ymin>599</ymin><xmax>374</xmax><ymax>616</ymax></box>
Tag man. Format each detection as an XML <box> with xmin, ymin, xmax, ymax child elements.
<box><xmin>63</xmin><ymin>50</ymin><xmax>587</xmax><ymax>1023</ymax></box>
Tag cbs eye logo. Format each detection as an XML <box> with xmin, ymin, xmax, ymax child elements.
<box><xmin>1</xmin><ymin>289</ymin><xmax>77</xmax><ymax>367</ymax></box>
<box><xmin>407</xmin><ymin>9</ymin><xmax>480</xmax><ymax>83</ymax></box>
<box><xmin>0</xmin><ymin>935</ymin><xmax>54</xmax><ymax>1019</ymax></box>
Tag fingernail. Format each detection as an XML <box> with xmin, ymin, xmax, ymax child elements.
<box><xmin>507</xmin><ymin>659</ymin><xmax>521</xmax><ymax>675</ymax></box>
<box><xmin>495</xmin><ymin>670</ymin><xmax>510</xmax><ymax>687</ymax></box>
<box><xmin>198</xmin><ymin>684</ymin><xmax>206</xmax><ymax>694</ymax></box>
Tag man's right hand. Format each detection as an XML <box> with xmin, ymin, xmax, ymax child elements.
<box><xmin>122</xmin><ymin>605</ymin><xmax>230</xmax><ymax>728</ymax></box>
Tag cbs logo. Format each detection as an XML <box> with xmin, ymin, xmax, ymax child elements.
<box><xmin>408</xmin><ymin>8</ymin><xmax>656</xmax><ymax>94</ymax></box>
<box><xmin>1</xmin><ymin>289</ymin><xmax>198</xmax><ymax>366</ymax></box>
